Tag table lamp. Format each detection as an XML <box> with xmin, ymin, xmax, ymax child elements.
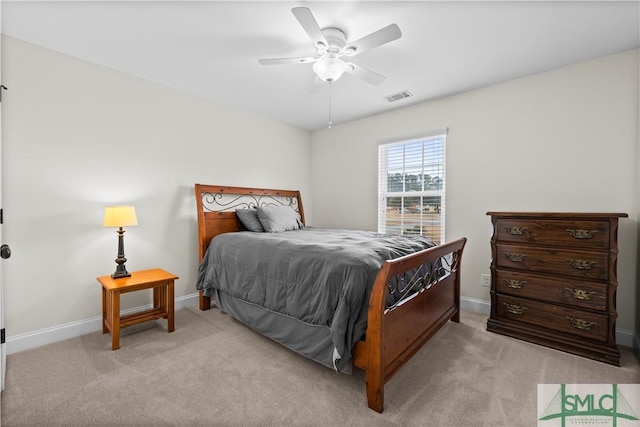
<box><xmin>103</xmin><ymin>206</ymin><xmax>138</xmax><ymax>278</ymax></box>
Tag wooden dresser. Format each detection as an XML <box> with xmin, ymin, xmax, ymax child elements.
<box><xmin>486</xmin><ymin>212</ymin><xmax>627</xmax><ymax>366</ymax></box>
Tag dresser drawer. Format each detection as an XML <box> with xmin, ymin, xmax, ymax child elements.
<box><xmin>494</xmin><ymin>219</ymin><xmax>609</xmax><ymax>249</ymax></box>
<box><xmin>495</xmin><ymin>295</ymin><xmax>608</xmax><ymax>342</ymax></box>
<box><xmin>495</xmin><ymin>270</ymin><xmax>607</xmax><ymax>311</ymax></box>
<box><xmin>495</xmin><ymin>244</ymin><xmax>608</xmax><ymax>280</ymax></box>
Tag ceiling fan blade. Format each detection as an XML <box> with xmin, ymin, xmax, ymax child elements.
<box><xmin>258</xmin><ymin>57</ymin><xmax>315</xmax><ymax>66</ymax></box>
<box><xmin>344</xmin><ymin>24</ymin><xmax>402</xmax><ymax>56</ymax></box>
<box><xmin>291</xmin><ymin>7</ymin><xmax>328</xmax><ymax>50</ymax></box>
<box><xmin>345</xmin><ymin>62</ymin><xmax>386</xmax><ymax>86</ymax></box>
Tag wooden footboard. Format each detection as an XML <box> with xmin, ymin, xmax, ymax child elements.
<box><xmin>352</xmin><ymin>237</ymin><xmax>467</xmax><ymax>412</ymax></box>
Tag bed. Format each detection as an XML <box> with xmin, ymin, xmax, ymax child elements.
<box><xmin>194</xmin><ymin>184</ymin><xmax>467</xmax><ymax>412</ymax></box>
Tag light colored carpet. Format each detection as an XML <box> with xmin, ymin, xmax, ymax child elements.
<box><xmin>1</xmin><ymin>307</ymin><xmax>638</xmax><ymax>426</ymax></box>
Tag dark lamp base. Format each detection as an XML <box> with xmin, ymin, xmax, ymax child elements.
<box><xmin>111</xmin><ymin>264</ymin><xmax>131</xmax><ymax>279</ymax></box>
<box><xmin>111</xmin><ymin>227</ymin><xmax>131</xmax><ymax>279</ymax></box>
<box><xmin>111</xmin><ymin>271</ymin><xmax>131</xmax><ymax>279</ymax></box>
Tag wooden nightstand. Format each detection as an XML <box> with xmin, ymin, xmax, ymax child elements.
<box><xmin>97</xmin><ymin>268</ymin><xmax>178</xmax><ymax>350</ymax></box>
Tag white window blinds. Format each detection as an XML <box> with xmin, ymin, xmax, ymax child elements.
<box><xmin>378</xmin><ymin>131</ymin><xmax>447</xmax><ymax>244</ymax></box>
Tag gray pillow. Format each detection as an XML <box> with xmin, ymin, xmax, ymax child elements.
<box><xmin>257</xmin><ymin>205</ymin><xmax>303</xmax><ymax>233</ymax></box>
<box><xmin>235</xmin><ymin>208</ymin><xmax>264</xmax><ymax>232</ymax></box>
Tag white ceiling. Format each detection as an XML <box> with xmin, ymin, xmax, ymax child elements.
<box><xmin>2</xmin><ymin>1</ymin><xmax>639</xmax><ymax>131</ymax></box>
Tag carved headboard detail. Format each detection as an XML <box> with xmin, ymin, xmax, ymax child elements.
<box><xmin>194</xmin><ymin>184</ymin><xmax>305</xmax><ymax>260</ymax></box>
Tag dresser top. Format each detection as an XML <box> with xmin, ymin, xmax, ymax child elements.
<box><xmin>487</xmin><ymin>212</ymin><xmax>628</xmax><ymax>218</ymax></box>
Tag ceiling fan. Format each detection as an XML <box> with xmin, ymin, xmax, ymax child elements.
<box><xmin>258</xmin><ymin>7</ymin><xmax>402</xmax><ymax>86</ymax></box>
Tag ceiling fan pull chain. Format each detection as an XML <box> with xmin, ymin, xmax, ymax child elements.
<box><xmin>328</xmin><ymin>82</ymin><xmax>333</xmax><ymax>130</ymax></box>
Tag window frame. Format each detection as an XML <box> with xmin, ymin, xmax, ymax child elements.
<box><xmin>378</xmin><ymin>131</ymin><xmax>447</xmax><ymax>244</ymax></box>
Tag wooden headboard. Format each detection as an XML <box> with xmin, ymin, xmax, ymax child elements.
<box><xmin>194</xmin><ymin>184</ymin><xmax>305</xmax><ymax>261</ymax></box>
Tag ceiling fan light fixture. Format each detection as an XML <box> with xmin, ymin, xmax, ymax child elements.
<box><xmin>313</xmin><ymin>54</ymin><xmax>348</xmax><ymax>83</ymax></box>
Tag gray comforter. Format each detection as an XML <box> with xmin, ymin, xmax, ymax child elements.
<box><xmin>197</xmin><ymin>227</ymin><xmax>436</xmax><ymax>370</ymax></box>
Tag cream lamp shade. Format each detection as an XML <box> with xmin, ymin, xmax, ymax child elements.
<box><xmin>103</xmin><ymin>206</ymin><xmax>138</xmax><ymax>228</ymax></box>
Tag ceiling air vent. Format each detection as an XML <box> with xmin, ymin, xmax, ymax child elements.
<box><xmin>384</xmin><ymin>90</ymin><xmax>412</xmax><ymax>103</ymax></box>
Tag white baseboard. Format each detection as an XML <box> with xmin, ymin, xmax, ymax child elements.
<box><xmin>5</xmin><ymin>293</ymin><xmax>636</xmax><ymax>354</ymax></box>
<box><xmin>616</xmin><ymin>328</ymin><xmax>636</xmax><ymax>350</ymax></box>
<box><xmin>460</xmin><ymin>296</ymin><xmax>491</xmax><ymax>315</ymax></box>
<box><xmin>6</xmin><ymin>293</ymin><xmax>200</xmax><ymax>355</ymax></box>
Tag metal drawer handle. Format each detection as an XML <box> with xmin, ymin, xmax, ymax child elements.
<box><xmin>503</xmin><ymin>303</ymin><xmax>527</xmax><ymax>315</ymax></box>
<box><xmin>566</xmin><ymin>317</ymin><xmax>598</xmax><ymax>331</ymax></box>
<box><xmin>504</xmin><ymin>279</ymin><xmax>526</xmax><ymax>289</ymax></box>
<box><xmin>567</xmin><ymin>259</ymin><xmax>596</xmax><ymax>270</ymax></box>
<box><xmin>504</xmin><ymin>253</ymin><xmax>526</xmax><ymax>262</ymax></box>
<box><xmin>506</xmin><ymin>226</ymin><xmax>528</xmax><ymax>235</ymax></box>
<box><xmin>565</xmin><ymin>287</ymin><xmax>597</xmax><ymax>301</ymax></box>
<box><xmin>567</xmin><ymin>229</ymin><xmax>598</xmax><ymax>239</ymax></box>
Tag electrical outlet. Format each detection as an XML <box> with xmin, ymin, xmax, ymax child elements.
<box><xmin>481</xmin><ymin>274</ymin><xmax>491</xmax><ymax>287</ymax></box>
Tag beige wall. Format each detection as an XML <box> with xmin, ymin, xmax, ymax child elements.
<box><xmin>1</xmin><ymin>36</ymin><xmax>312</xmax><ymax>337</ymax></box>
<box><xmin>310</xmin><ymin>49</ymin><xmax>639</xmax><ymax>332</ymax></box>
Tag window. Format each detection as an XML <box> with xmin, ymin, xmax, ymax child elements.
<box><xmin>378</xmin><ymin>132</ymin><xmax>446</xmax><ymax>244</ymax></box>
